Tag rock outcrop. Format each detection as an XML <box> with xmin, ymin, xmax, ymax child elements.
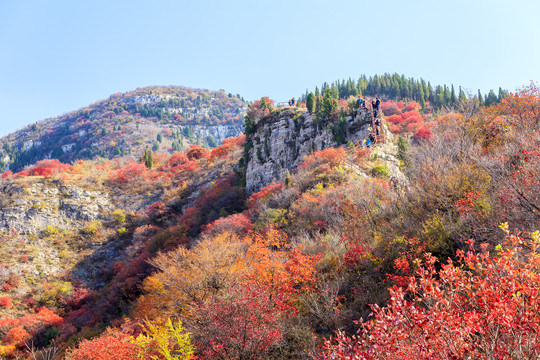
<box><xmin>0</xmin><ymin>181</ymin><xmax>113</xmax><ymax>235</ymax></box>
<box><xmin>245</xmin><ymin>107</ymin><xmax>375</xmax><ymax>194</ymax></box>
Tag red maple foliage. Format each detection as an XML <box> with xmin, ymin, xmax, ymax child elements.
<box><xmin>69</xmin><ymin>333</ymin><xmax>138</xmax><ymax>360</ymax></box>
<box><xmin>320</xmin><ymin>229</ymin><xmax>540</xmax><ymax>359</ymax></box>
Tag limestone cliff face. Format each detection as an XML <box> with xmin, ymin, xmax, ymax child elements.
<box><xmin>0</xmin><ymin>181</ymin><xmax>114</xmax><ymax>235</ymax></box>
<box><xmin>245</xmin><ymin>108</ymin><xmax>373</xmax><ymax>194</ymax></box>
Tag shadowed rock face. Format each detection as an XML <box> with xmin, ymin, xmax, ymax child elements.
<box><xmin>245</xmin><ymin>108</ymin><xmax>373</xmax><ymax>194</ymax></box>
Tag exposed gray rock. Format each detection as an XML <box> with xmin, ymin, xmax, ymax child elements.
<box><xmin>245</xmin><ymin>108</ymin><xmax>373</xmax><ymax>194</ymax></box>
<box><xmin>0</xmin><ymin>182</ymin><xmax>114</xmax><ymax>234</ymax></box>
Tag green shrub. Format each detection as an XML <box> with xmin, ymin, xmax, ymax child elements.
<box><xmin>45</xmin><ymin>226</ymin><xmax>58</xmax><ymax>236</ymax></box>
<box><xmin>371</xmin><ymin>165</ymin><xmax>390</xmax><ymax>178</ymax></box>
<box><xmin>83</xmin><ymin>220</ymin><xmax>102</xmax><ymax>235</ymax></box>
<box><xmin>112</xmin><ymin>209</ymin><xmax>126</xmax><ymax>224</ymax></box>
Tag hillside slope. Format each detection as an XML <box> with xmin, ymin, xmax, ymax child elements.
<box><xmin>0</xmin><ymin>86</ymin><xmax>247</xmax><ymax>172</ymax></box>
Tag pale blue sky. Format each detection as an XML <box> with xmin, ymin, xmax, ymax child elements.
<box><xmin>1</xmin><ymin>0</ymin><xmax>539</xmax><ymax>137</ymax></box>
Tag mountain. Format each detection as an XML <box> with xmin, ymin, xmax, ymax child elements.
<box><xmin>0</xmin><ymin>86</ymin><xmax>247</xmax><ymax>172</ymax></box>
<box><xmin>0</xmin><ymin>80</ymin><xmax>538</xmax><ymax>359</ymax></box>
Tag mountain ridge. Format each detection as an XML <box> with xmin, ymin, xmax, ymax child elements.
<box><xmin>0</xmin><ymin>86</ymin><xmax>247</xmax><ymax>172</ymax></box>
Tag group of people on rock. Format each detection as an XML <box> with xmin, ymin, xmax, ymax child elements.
<box><xmin>288</xmin><ymin>98</ymin><xmax>296</xmax><ymax>106</ymax></box>
<box><xmin>356</xmin><ymin>95</ymin><xmax>381</xmax><ymax>117</ymax></box>
<box><xmin>357</xmin><ymin>95</ymin><xmax>382</xmax><ymax>147</ymax></box>
<box><xmin>361</xmin><ymin>133</ymin><xmax>377</xmax><ymax>149</ymax></box>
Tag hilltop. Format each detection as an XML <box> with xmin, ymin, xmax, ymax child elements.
<box><xmin>0</xmin><ymin>86</ymin><xmax>247</xmax><ymax>172</ymax></box>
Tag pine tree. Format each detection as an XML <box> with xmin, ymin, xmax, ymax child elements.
<box><xmin>485</xmin><ymin>89</ymin><xmax>498</xmax><ymax>106</ymax></box>
<box><xmin>498</xmin><ymin>87</ymin><xmax>507</xmax><ymax>102</ymax></box>
<box><xmin>450</xmin><ymin>85</ymin><xmax>457</xmax><ymax>105</ymax></box>
<box><xmin>419</xmin><ymin>87</ymin><xmax>426</xmax><ymax>111</ymax></box>
<box><xmin>306</xmin><ymin>93</ymin><xmax>315</xmax><ymax>114</ymax></box>
<box><xmin>285</xmin><ymin>169</ymin><xmax>292</xmax><ymax>187</ymax></box>
<box><xmin>478</xmin><ymin>90</ymin><xmax>484</xmax><ymax>106</ymax></box>
<box><xmin>146</xmin><ymin>151</ymin><xmax>154</xmax><ymax>169</ymax></box>
<box><xmin>459</xmin><ymin>86</ymin><xmax>467</xmax><ymax>102</ymax></box>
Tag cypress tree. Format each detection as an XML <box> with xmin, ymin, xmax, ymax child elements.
<box><xmin>285</xmin><ymin>169</ymin><xmax>292</xmax><ymax>187</ymax></box>
<box><xmin>450</xmin><ymin>85</ymin><xmax>457</xmax><ymax>105</ymax></box>
<box><xmin>459</xmin><ymin>86</ymin><xmax>467</xmax><ymax>102</ymax></box>
<box><xmin>146</xmin><ymin>151</ymin><xmax>154</xmax><ymax>169</ymax></box>
<box><xmin>419</xmin><ymin>87</ymin><xmax>426</xmax><ymax>111</ymax></box>
<box><xmin>306</xmin><ymin>93</ymin><xmax>315</xmax><ymax>114</ymax></box>
<box><xmin>478</xmin><ymin>90</ymin><xmax>484</xmax><ymax>106</ymax></box>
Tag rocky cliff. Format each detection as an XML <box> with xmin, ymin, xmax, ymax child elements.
<box><xmin>245</xmin><ymin>107</ymin><xmax>376</xmax><ymax>193</ymax></box>
<box><xmin>0</xmin><ymin>180</ymin><xmax>113</xmax><ymax>235</ymax></box>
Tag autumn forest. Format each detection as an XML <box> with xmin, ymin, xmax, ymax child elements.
<box><xmin>0</xmin><ymin>78</ymin><xmax>538</xmax><ymax>359</ymax></box>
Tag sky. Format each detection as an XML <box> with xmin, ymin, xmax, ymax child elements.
<box><xmin>1</xmin><ymin>0</ymin><xmax>539</xmax><ymax>137</ymax></box>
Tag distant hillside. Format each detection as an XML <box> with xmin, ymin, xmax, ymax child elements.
<box><xmin>0</xmin><ymin>86</ymin><xmax>247</xmax><ymax>172</ymax></box>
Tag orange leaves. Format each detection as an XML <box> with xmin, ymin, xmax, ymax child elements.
<box><xmin>186</xmin><ymin>145</ymin><xmax>209</xmax><ymax>161</ymax></box>
<box><xmin>298</xmin><ymin>147</ymin><xmax>347</xmax><ymax>172</ymax></box>
<box><xmin>4</xmin><ymin>327</ymin><xmax>29</xmax><ymax>346</ymax></box>
<box><xmin>69</xmin><ymin>333</ymin><xmax>139</xmax><ymax>360</ymax></box>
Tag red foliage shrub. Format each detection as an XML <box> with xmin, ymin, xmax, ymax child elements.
<box><xmin>6</xmin><ymin>273</ymin><xmax>21</xmax><ymax>288</ymax></box>
<box><xmin>247</xmin><ymin>183</ymin><xmax>284</xmax><ymax>209</ymax></box>
<box><xmin>14</xmin><ymin>159</ymin><xmax>74</xmax><ymax>178</ymax></box>
<box><xmin>386</xmin><ymin>114</ymin><xmax>404</xmax><ymax>124</ymax></box>
<box><xmin>0</xmin><ymin>297</ymin><xmax>12</xmax><ymax>308</ymax></box>
<box><xmin>186</xmin><ymin>145</ymin><xmax>210</xmax><ymax>160</ymax></box>
<box><xmin>413</xmin><ymin>126</ymin><xmax>433</xmax><ymax>141</ymax></box>
<box><xmin>380</xmin><ymin>101</ymin><xmax>402</xmax><ymax>116</ymax></box>
<box><xmin>210</xmin><ymin>142</ymin><xmax>234</xmax><ymax>160</ymax></box>
<box><xmin>1</xmin><ymin>170</ymin><xmax>12</xmax><ymax>179</ymax></box>
<box><xmin>202</xmin><ymin>212</ymin><xmax>253</xmax><ymax>236</ymax></box>
<box><xmin>321</xmin><ymin>230</ymin><xmax>540</xmax><ymax>359</ymax></box>
<box><xmin>192</xmin><ymin>284</ymin><xmax>283</xmax><ymax>360</ymax></box>
<box><xmin>4</xmin><ymin>326</ymin><xmax>29</xmax><ymax>346</ymax></box>
<box><xmin>401</xmin><ymin>109</ymin><xmax>422</xmax><ymax>121</ymax></box>
<box><xmin>167</xmin><ymin>152</ymin><xmax>188</xmax><ymax>167</ymax></box>
<box><xmin>405</xmin><ymin>101</ymin><xmax>420</xmax><ymax>111</ymax></box>
<box><xmin>145</xmin><ymin>201</ymin><xmax>169</xmax><ymax>217</ymax></box>
<box><xmin>299</xmin><ymin>147</ymin><xmax>347</xmax><ymax>171</ymax></box>
<box><xmin>112</xmin><ymin>162</ymin><xmax>147</xmax><ymax>185</ymax></box>
<box><xmin>247</xmin><ymin>97</ymin><xmax>274</xmax><ymax>121</ymax></box>
<box><xmin>69</xmin><ymin>333</ymin><xmax>138</xmax><ymax>360</ymax></box>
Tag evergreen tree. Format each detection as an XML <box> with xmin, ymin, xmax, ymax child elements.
<box><xmin>306</xmin><ymin>93</ymin><xmax>315</xmax><ymax>114</ymax></box>
<box><xmin>459</xmin><ymin>86</ymin><xmax>467</xmax><ymax>102</ymax></box>
<box><xmin>146</xmin><ymin>151</ymin><xmax>154</xmax><ymax>169</ymax></box>
<box><xmin>419</xmin><ymin>87</ymin><xmax>426</xmax><ymax>111</ymax></box>
<box><xmin>427</xmin><ymin>82</ymin><xmax>435</xmax><ymax>106</ymax></box>
<box><xmin>285</xmin><ymin>169</ymin><xmax>292</xmax><ymax>187</ymax></box>
<box><xmin>443</xmin><ymin>85</ymin><xmax>451</xmax><ymax>107</ymax></box>
<box><xmin>485</xmin><ymin>89</ymin><xmax>498</xmax><ymax>106</ymax></box>
<box><xmin>450</xmin><ymin>85</ymin><xmax>457</xmax><ymax>106</ymax></box>
<box><xmin>478</xmin><ymin>90</ymin><xmax>484</xmax><ymax>106</ymax></box>
<box><xmin>498</xmin><ymin>87</ymin><xmax>507</xmax><ymax>102</ymax></box>
<box><xmin>157</xmin><ymin>133</ymin><xmax>163</xmax><ymax>143</ymax></box>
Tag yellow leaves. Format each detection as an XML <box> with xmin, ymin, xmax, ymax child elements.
<box><xmin>132</xmin><ymin>318</ymin><xmax>193</xmax><ymax>360</ymax></box>
<box><xmin>499</xmin><ymin>222</ymin><xmax>509</xmax><ymax>234</ymax></box>
<box><xmin>135</xmin><ymin>231</ymin><xmax>250</xmax><ymax>320</ymax></box>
